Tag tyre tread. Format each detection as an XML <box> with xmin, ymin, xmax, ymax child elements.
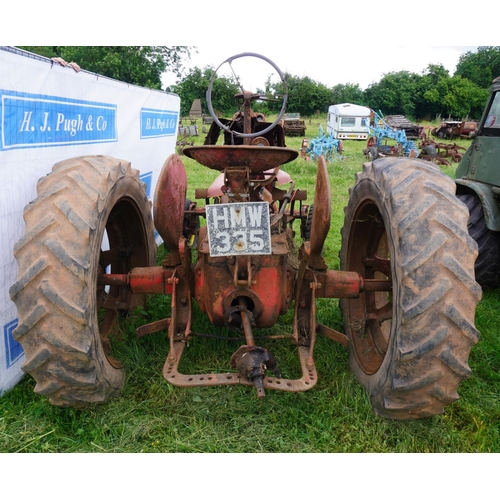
<box><xmin>340</xmin><ymin>157</ymin><xmax>481</xmax><ymax>419</ymax></box>
<box><xmin>10</xmin><ymin>155</ymin><xmax>155</xmax><ymax>407</ymax></box>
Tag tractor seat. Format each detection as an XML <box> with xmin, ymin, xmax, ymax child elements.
<box><xmin>183</xmin><ymin>145</ymin><xmax>298</xmax><ymax>173</ymax></box>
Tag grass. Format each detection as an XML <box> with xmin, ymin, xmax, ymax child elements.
<box><xmin>1</xmin><ymin>115</ymin><xmax>499</xmax><ymax>455</ymax></box>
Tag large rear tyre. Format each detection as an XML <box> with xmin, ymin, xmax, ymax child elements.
<box><xmin>10</xmin><ymin>156</ymin><xmax>156</xmax><ymax>407</ymax></box>
<box><xmin>340</xmin><ymin>158</ymin><xmax>481</xmax><ymax>420</ymax></box>
<box><xmin>456</xmin><ymin>192</ymin><xmax>500</xmax><ymax>289</ymax></box>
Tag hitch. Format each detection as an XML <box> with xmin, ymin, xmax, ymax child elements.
<box><xmin>230</xmin><ymin>345</ymin><xmax>281</xmax><ymax>398</ymax></box>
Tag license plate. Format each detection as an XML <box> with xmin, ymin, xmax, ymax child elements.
<box><xmin>205</xmin><ymin>202</ymin><xmax>271</xmax><ymax>257</ymax></box>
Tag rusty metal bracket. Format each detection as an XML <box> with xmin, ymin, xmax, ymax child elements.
<box><xmin>317</xmin><ymin>324</ymin><xmax>348</xmax><ymax>347</ymax></box>
<box><xmin>136</xmin><ymin>318</ymin><xmax>171</xmax><ymax>339</ymax></box>
<box><xmin>162</xmin><ymin>340</ymin><xmax>317</xmax><ymax>393</ymax></box>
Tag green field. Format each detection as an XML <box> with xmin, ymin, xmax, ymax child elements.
<box><xmin>1</xmin><ymin>116</ymin><xmax>499</xmax><ymax>454</ymax></box>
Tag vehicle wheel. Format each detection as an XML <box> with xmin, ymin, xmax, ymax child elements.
<box><xmin>9</xmin><ymin>156</ymin><xmax>156</xmax><ymax>407</ymax></box>
<box><xmin>340</xmin><ymin>157</ymin><xmax>481</xmax><ymax>419</ymax></box>
<box><xmin>367</xmin><ymin>146</ymin><xmax>379</xmax><ymax>160</ymax></box>
<box><xmin>421</xmin><ymin>145</ymin><xmax>437</xmax><ymax>157</ymax></box>
<box><xmin>457</xmin><ymin>193</ymin><xmax>500</xmax><ymax>289</ymax></box>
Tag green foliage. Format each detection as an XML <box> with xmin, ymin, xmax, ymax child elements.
<box><xmin>171</xmin><ymin>65</ymin><xmax>240</xmax><ymax>116</ymax></box>
<box><xmin>416</xmin><ymin>64</ymin><xmax>451</xmax><ymax>118</ymax></box>
<box><xmin>267</xmin><ymin>75</ymin><xmax>367</xmax><ymax>116</ymax></box>
<box><xmin>17</xmin><ymin>46</ymin><xmax>59</xmax><ymax>58</ymax></box>
<box><xmin>413</xmin><ymin>64</ymin><xmax>488</xmax><ymax>120</ymax></box>
<box><xmin>18</xmin><ymin>46</ymin><xmax>193</xmax><ymax>90</ymax></box>
<box><xmin>331</xmin><ymin>83</ymin><xmax>366</xmax><ymax>107</ymax></box>
<box><xmin>364</xmin><ymin>71</ymin><xmax>421</xmax><ymax>117</ymax></box>
<box><xmin>276</xmin><ymin>73</ymin><xmax>334</xmax><ymax>115</ymax></box>
<box><xmin>186</xmin><ymin>69</ymin><xmax>365</xmax><ymax>118</ymax></box>
<box><xmin>456</xmin><ymin>46</ymin><xmax>500</xmax><ymax>89</ymax></box>
<box><xmin>362</xmin><ymin>64</ymin><xmax>488</xmax><ymax>121</ymax></box>
<box><xmin>445</xmin><ymin>76</ymin><xmax>489</xmax><ymax>119</ymax></box>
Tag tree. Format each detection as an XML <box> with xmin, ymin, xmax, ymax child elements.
<box><xmin>445</xmin><ymin>76</ymin><xmax>488</xmax><ymax>119</ymax></box>
<box><xmin>18</xmin><ymin>46</ymin><xmax>193</xmax><ymax>90</ymax></box>
<box><xmin>171</xmin><ymin>66</ymin><xmax>240</xmax><ymax>116</ymax></box>
<box><xmin>455</xmin><ymin>46</ymin><xmax>500</xmax><ymax>89</ymax></box>
<box><xmin>364</xmin><ymin>71</ymin><xmax>420</xmax><ymax>118</ymax></box>
<box><xmin>414</xmin><ymin>64</ymin><xmax>452</xmax><ymax>119</ymax></box>
<box><xmin>266</xmin><ymin>74</ymin><xmax>334</xmax><ymax>116</ymax></box>
<box><xmin>331</xmin><ymin>83</ymin><xmax>366</xmax><ymax>106</ymax></box>
<box><xmin>413</xmin><ymin>64</ymin><xmax>488</xmax><ymax>120</ymax></box>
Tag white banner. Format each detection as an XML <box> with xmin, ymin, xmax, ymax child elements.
<box><xmin>0</xmin><ymin>47</ymin><xmax>180</xmax><ymax>395</ymax></box>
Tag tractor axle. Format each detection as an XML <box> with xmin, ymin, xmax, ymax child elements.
<box><xmin>97</xmin><ymin>267</ymin><xmax>391</xmax><ymax>299</ymax></box>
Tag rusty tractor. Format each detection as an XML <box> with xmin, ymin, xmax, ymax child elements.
<box><xmin>281</xmin><ymin>113</ymin><xmax>306</xmax><ymax>137</ymax></box>
<box><xmin>431</xmin><ymin>120</ymin><xmax>478</xmax><ymax>140</ymax></box>
<box><xmin>10</xmin><ymin>53</ymin><xmax>482</xmax><ymax>420</ymax></box>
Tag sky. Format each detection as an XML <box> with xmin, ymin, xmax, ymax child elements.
<box><xmin>162</xmin><ymin>46</ymin><xmax>481</xmax><ymax>92</ymax></box>
<box><xmin>2</xmin><ymin>3</ymin><xmax>491</xmax><ymax>95</ymax></box>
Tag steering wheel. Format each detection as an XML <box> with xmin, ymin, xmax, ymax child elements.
<box><xmin>206</xmin><ymin>52</ymin><xmax>288</xmax><ymax>139</ymax></box>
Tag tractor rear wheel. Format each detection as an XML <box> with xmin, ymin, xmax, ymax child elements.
<box><xmin>10</xmin><ymin>156</ymin><xmax>156</xmax><ymax>407</ymax></box>
<box><xmin>456</xmin><ymin>192</ymin><xmax>500</xmax><ymax>289</ymax></box>
<box><xmin>340</xmin><ymin>157</ymin><xmax>481</xmax><ymax>419</ymax></box>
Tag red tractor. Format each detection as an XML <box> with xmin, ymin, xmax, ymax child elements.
<box><xmin>10</xmin><ymin>54</ymin><xmax>482</xmax><ymax>419</ymax></box>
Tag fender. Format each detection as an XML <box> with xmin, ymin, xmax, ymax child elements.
<box><xmin>455</xmin><ymin>178</ymin><xmax>500</xmax><ymax>232</ymax></box>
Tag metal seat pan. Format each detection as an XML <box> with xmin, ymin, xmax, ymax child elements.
<box><xmin>183</xmin><ymin>145</ymin><xmax>298</xmax><ymax>172</ymax></box>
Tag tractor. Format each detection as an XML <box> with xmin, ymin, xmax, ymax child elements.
<box><xmin>10</xmin><ymin>53</ymin><xmax>482</xmax><ymax>420</ymax></box>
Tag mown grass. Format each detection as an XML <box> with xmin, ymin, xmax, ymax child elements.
<box><xmin>1</xmin><ymin>116</ymin><xmax>499</xmax><ymax>454</ymax></box>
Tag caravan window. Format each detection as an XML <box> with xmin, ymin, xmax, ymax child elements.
<box><xmin>341</xmin><ymin>117</ymin><xmax>355</xmax><ymax>127</ymax></box>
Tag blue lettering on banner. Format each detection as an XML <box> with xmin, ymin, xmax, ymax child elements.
<box><xmin>140</xmin><ymin>108</ymin><xmax>178</xmax><ymax>139</ymax></box>
<box><xmin>3</xmin><ymin>319</ymin><xmax>23</xmax><ymax>369</ymax></box>
<box><xmin>0</xmin><ymin>90</ymin><xmax>117</xmax><ymax>150</ymax></box>
<box><xmin>139</xmin><ymin>171</ymin><xmax>153</xmax><ymax>198</ymax></box>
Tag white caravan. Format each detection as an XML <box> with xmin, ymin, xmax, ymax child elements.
<box><xmin>327</xmin><ymin>103</ymin><xmax>371</xmax><ymax>140</ymax></box>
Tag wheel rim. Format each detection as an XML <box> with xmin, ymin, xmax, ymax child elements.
<box><xmin>97</xmin><ymin>196</ymin><xmax>152</xmax><ymax>366</ymax></box>
<box><xmin>345</xmin><ymin>199</ymin><xmax>393</xmax><ymax>375</ymax></box>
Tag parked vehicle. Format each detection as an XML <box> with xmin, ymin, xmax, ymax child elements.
<box><xmin>455</xmin><ymin>76</ymin><xmax>500</xmax><ymax>288</ymax></box>
<box><xmin>432</xmin><ymin>120</ymin><xmax>478</xmax><ymax>139</ymax></box>
<box><xmin>326</xmin><ymin>103</ymin><xmax>370</xmax><ymax>140</ymax></box>
<box><xmin>10</xmin><ymin>53</ymin><xmax>481</xmax><ymax>420</ymax></box>
<box><xmin>281</xmin><ymin>113</ymin><xmax>306</xmax><ymax>136</ymax></box>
